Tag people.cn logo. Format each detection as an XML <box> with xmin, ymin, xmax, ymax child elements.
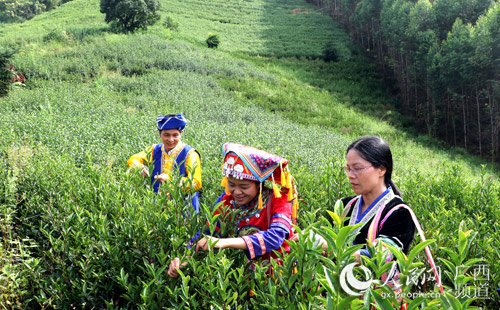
<box><xmin>339</xmin><ymin>263</ymin><xmax>373</xmax><ymax>296</ymax></box>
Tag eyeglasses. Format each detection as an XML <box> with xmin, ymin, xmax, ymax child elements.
<box><xmin>343</xmin><ymin>165</ymin><xmax>372</xmax><ymax>176</ymax></box>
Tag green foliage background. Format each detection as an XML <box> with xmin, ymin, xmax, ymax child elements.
<box><xmin>0</xmin><ymin>0</ymin><xmax>73</xmax><ymax>23</ymax></box>
<box><xmin>306</xmin><ymin>0</ymin><xmax>500</xmax><ymax>162</ymax></box>
<box><xmin>0</xmin><ymin>0</ymin><xmax>499</xmax><ymax>308</ymax></box>
<box><xmin>100</xmin><ymin>0</ymin><xmax>161</xmax><ymax>32</ymax></box>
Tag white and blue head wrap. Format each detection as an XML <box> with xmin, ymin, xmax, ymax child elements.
<box><xmin>156</xmin><ymin>114</ymin><xmax>187</xmax><ymax>131</ymax></box>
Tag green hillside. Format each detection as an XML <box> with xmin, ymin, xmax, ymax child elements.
<box><xmin>1</xmin><ymin>0</ymin><xmax>499</xmax><ymax>308</ymax></box>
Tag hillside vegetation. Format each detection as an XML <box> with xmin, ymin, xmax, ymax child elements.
<box><xmin>306</xmin><ymin>0</ymin><xmax>500</xmax><ymax>162</ymax></box>
<box><xmin>1</xmin><ymin>0</ymin><xmax>499</xmax><ymax>308</ymax></box>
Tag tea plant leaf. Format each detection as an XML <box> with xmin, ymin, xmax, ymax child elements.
<box><xmin>406</xmin><ymin>296</ymin><xmax>426</xmax><ymax>310</ymax></box>
<box><xmin>322</xmin><ymin>266</ymin><xmax>337</xmax><ymax>295</ymax></box>
<box><xmin>458</xmin><ymin>230</ymin><xmax>469</xmax><ymax>258</ymax></box>
<box><xmin>463</xmin><ymin>258</ymin><xmax>484</xmax><ymax>266</ymax></box>
<box><xmin>440</xmin><ymin>292</ymin><xmax>462</xmax><ymax>310</ymax></box>
<box><xmin>407</xmin><ymin>239</ymin><xmax>435</xmax><ymax>264</ymax></box>
<box><xmin>440</xmin><ymin>248</ymin><xmax>460</xmax><ymax>266</ymax></box>
<box><xmin>338</xmin><ymin>295</ymin><xmax>358</xmax><ymax>309</ymax></box>
<box><xmin>327</xmin><ymin>210</ymin><xmax>341</xmax><ymax>228</ymax></box>
<box><xmin>372</xmin><ymin>291</ymin><xmax>398</xmax><ymax>310</ymax></box>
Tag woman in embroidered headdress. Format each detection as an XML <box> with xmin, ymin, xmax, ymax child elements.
<box><xmin>167</xmin><ymin>142</ymin><xmax>298</xmax><ymax>278</ymax></box>
<box><xmin>323</xmin><ymin>136</ymin><xmax>442</xmax><ymax>299</ymax></box>
<box><xmin>127</xmin><ymin>113</ymin><xmax>202</xmax><ymax>211</ymax></box>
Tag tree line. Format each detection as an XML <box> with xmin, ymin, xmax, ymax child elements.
<box><xmin>308</xmin><ymin>0</ymin><xmax>500</xmax><ymax>161</ymax></box>
<box><xmin>0</xmin><ymin>0</ymin><xmax>73</xmax><ymax>23</ymax></box>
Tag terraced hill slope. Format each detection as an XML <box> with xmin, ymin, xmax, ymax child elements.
<box><xmin>1</xmin><ymin>0</ymin><xmax>498</xmax><ymax>308</ymax></box>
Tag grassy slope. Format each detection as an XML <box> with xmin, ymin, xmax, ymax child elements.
<box><xmin>1</xmin><ymin>0</ymin><xmax>497</xmax><ymax>173</ymax></box>
<box><xmin>164</xmin><ymin>0</ymin><xmax>499</xmax><ymax>179</ymax></box>
<box><xmin>0</xmin><ymin>0</ymin><xmax>499</xmax><ymax>307</ymax></box>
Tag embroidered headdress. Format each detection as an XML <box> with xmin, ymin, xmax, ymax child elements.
<box><xmin>220</xmin><ymin>143</ymin><xmax>298</xmax><ymax>219</ymax></box>
<box><xmin>156</xmin><ymin>114</ymin><xmax>187</xmax><ymax>131</ymax></box>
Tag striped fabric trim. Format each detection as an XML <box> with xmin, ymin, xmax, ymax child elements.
<box><xmin>256</xmin><ymin>233</ymin><xmax>266</xmax><ymax>256</ymax></box>
<box><xmin>358</xmin><ymin>189</ymin><xmax>395</xmax><ymax>239</ymax></box>
<box><xmin>269</xmin><ymin>222</ymin><xmax>290</xmax><ymax>234</ymax></box>
<box><xmin>242</xmin><ymin>236</ymin><xmax>255</xmax><ymax>259</ymax></box>
<box><xmin>233</xmin><ymin>153</ymin><xmax>277</xmax><ymax>182</ymax></box>
<box><xmin>270</xmin><ymin>218</ymin><xmax>292</xmax><ymax>231</ymax></box>
<box><xmin>385</xmin><ymin>204</ymin><xmax>444</xmax><ymax>294</ymax></box>
<box><xmin>379</xmin><ymin>206</ymin><xmax>406</xmax><ymax>230</ymax></box>
<box><xmin>379</xmin><ymin>234</ymin><xmax>404</xmax><ymax>248</ymax></box>
<box><xmin>271</xmin><ymin>213</ymin><xmax>292</xmax><ymax>226</ymax></box>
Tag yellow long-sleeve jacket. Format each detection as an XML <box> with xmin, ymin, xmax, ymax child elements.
<box><xmin>127</xmin><ymin>141</ymin><xmax>202</xmax><ymax>192</ymax></box>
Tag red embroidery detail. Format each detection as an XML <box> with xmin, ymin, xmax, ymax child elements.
<box><xmin>256</xmin><ymin>233</ymin><xmax>266</xmax><ymax>255</ymax></box>
<box><xmin>242</xmin><ymin>236</ymin><xmax>255</xmax><ymax>259</ymax></box>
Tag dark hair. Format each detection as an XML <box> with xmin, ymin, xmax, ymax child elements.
<box><xmin>346</xmin><ymin>136</ymin><xmax>401</xmax><ymax>196</ymax></box>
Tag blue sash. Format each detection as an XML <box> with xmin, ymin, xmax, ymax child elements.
<box><xmin>150</xmin><ymin>143</ymin><xmax>200</xmax><ymax>212</ymax></box>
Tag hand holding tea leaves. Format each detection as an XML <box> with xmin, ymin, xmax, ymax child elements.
<box><xmin>168</xmin><ymin>235</ymin><xmax>249</xmax><ymax>278</ymax></box>
<box><xmin>154</xmin><ymin>173</ymin><xmax>170</xmax><ymax>183</ymax></box>
<box><xmin>167</xmin><ymin>257</ymin><xmax>188</xmax><ymax>278</ymax></box>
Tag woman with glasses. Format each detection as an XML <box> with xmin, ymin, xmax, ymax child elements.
<box><xmin>340</xmin><ymin>136</ymin><xmax>415</xmax><ymax>268</ymax></box>
<box><xmin>337</xmin><ymin>136</ymin><xmax>444</xmax><ymax>304</ymax></box>
<box><xmin>293</xmin><ymin>137</ymin><xmax>441</xmax><ymax>304</ymax></box>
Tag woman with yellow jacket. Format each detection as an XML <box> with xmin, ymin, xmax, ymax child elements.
<box><xmin>127</xmin><ymin>113</ymin><xmax>202</xmax><ymax>211</ymax></box>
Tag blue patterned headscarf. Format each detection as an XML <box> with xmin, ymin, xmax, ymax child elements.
<box><xmin>156</xmin><ymin>114</ymin><xmax>187</xmax><ymax>131</ymax></box>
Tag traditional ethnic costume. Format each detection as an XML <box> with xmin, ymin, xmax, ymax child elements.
<box><xmin>339</xmin><ymin>187</ymin><xmax>443</xmax><ymax>307</ymax></box>
<box><xmin>127</xmin><ymin>114</ymin><xmax>202</xmax><ymax>211</ymax></box>
<box><xmin>214</xmin><ymin>143</ymin><xmax>298</xmax><ymax>261</ymax></box>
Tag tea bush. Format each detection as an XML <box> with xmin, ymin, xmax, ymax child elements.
<box><xmin>206</xmin><ymin>32</ymin><xmax>220</xmax><ymax>48</ymax></box>
<box><xmin>0</xmin><ymin>0</ymin><xmax>73</xmax><ymax>23</ymax></box>
<box><xmin>42</xmin><ymin>29</ymin><xmax>70</xmax><ymax>43</ymax></box>
<box><xmin>322</xmin><ymin>42</ymin><xmax>339</xmax><ymax>62</ymax></box>
<box><xmin>13</xmin><ymin>34</ymin><xmax>272</xmax><ymax>84</ymax></box>
<box><xmin>163</xmin><ymin>16</ymin><xmax>178</xmax><ymax>31</ymax></box>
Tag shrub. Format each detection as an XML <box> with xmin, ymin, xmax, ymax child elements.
<box><xmin>43</xmin><ymin>29</ymin><xmax>70</xmax><ymax>42</ymax></box>
<box><xmin>163</xmin><ymin>15</ymin><xmax>179</xmax><ymax>31</ymax></box>
<box><xmin>206</xmin><ymin>32</ymin><xmax>220</xmax><ymax>48</ymax></box>
<box><xmin>322</xmin><ymin>42</ymin><xmax>339</xmax><ymax>62</ymax></box>
<box><xmin>99</xmin><ymin>0</ymin><xmax>161</xmax><ymax>33</ymax></box>
<box><xmin>0</xmin><ymin>49</ymin><xmax>16</xmax><ymax>97</ymax></box>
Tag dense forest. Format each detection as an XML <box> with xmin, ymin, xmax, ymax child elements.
<box><xmin>307</xmin><ymin>0</ymin><xmax>500</xmax><ymax>162</ymax></box>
